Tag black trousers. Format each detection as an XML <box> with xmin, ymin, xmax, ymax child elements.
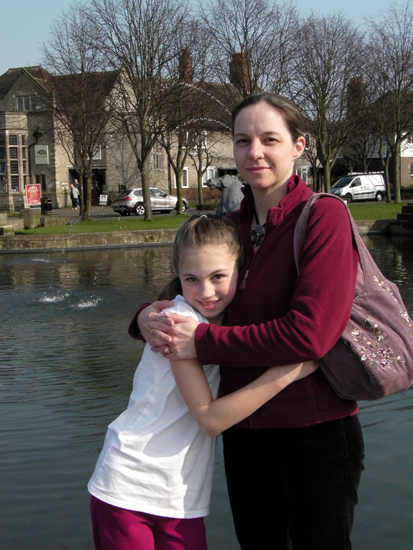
<box><xmin>222</xmin><ymin>416</ymin><xmax>365</xmax><ymax>550</ymax></box>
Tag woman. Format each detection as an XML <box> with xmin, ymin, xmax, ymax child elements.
<box><xmin>130</xmin><ymin>93</ymin><xmax>365</xmax><ymax>550</ymax></box>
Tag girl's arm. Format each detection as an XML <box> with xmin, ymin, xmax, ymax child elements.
<box><xmin>169</xmin><ymin>359</ymin><xmax>318</xmax><ymax>437</ymax></box>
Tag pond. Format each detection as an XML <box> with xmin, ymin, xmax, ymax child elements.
<box><xmin>1</xmin><ymin>236</ymin><xmax>413</xmax><ymax>550</ymax></box>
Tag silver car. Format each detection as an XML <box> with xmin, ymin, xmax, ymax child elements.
<box><xmin>112</xmin><ymin>187</ymin><xmax>188</xmax><ymax>216</ymax></box>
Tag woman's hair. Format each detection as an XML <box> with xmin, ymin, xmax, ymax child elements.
<box><xmin>231</xmin><ymin>92</ymin><xmax>305</xmax><ymax>143</ymax></box>
<box><xmin>157</xmin><ymin>214</ymin><xmax>245</xmax><ymax>301</ymax></box>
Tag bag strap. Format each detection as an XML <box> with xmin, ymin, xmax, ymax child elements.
<box><xmin>294</xmin><ymin>193</ymin><xmax>364</xmax><ymax>275</ymax></box>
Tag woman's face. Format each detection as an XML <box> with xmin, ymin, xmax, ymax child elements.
<box><xmin>233</xmin><ymin>102</ymin><xmax>305</xmax><ymax>197</ymax></box>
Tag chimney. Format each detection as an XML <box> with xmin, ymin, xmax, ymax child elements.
<box><xmin>229</xmin><ymin>52</ymin><xmax>250</xmax><ymax>93</ymax></box>
<box><xmin>179</xmin><ymin>48</ymin><xmax>193</xmax><ymax>83</ymax></box>
<box><xmin>347</xmin><ymin>76</ymin><xmax>365</xmax><ymax>114</ymax></box>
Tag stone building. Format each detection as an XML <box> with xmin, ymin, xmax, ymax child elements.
<box><xmin>0</xmin><ymin>60</ymin><xmax>313</xmax><ymax>212</ymax></box>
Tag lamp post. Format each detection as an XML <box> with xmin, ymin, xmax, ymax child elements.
<box><xmin>27</xmin><ymin>127</ymin><xmax>43</xmax><ymax>185</ymax></box>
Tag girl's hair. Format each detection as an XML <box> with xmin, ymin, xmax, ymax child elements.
<box><xmin>231</xmin><ymin>92</ymin><xmax>305</xmax><ymax>143</ymax></box>
<box><xmin>158</xmin><ymin>214</ymin><xmax>244</xmax><ymax>301</ymax></box>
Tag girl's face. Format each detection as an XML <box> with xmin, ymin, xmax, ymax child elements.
<box><xmin>179</xmin><ymin>244</ymin><xmax>239</xmax><ymax>325</ymax></box>
<box><xmin>233</xmin><ymin>102</ymin><xmax>305</xmax><ymax>197</ymax></box>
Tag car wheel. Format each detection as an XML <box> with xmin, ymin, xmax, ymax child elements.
<box><xmin>375</xmin><ymin>192</ymin><xmax>384</xmax><ymax>202</ymax></box>
<box><xmin>343</xmin><ymin>194</ymin><xmax>352</xmax><ymax>203</ymax></box>
<box><xmin>135</xmin><ymin>203</ymin><xmax>145</xmax><ymax>216</ymax></box>
<box><xmin>176</xmin><ymin>202</ymin><xmax>186</xmax><ymax>213</ymax></box>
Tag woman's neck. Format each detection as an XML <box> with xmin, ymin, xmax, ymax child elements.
<box><xmin>252</xmin><ymin>183</ymin><xmax>289</xmax><ymax>225</ymax></box>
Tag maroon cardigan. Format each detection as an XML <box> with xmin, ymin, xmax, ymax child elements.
<box><xmin>130</xmin><ymin>176</ymin><xmax>359</xmax><ymax>429</ymax></box>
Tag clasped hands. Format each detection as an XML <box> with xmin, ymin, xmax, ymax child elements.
<box><xmin>138</xmin><ymin>300</ymin><xmax>199</xmax><ymax>361</ymax></box>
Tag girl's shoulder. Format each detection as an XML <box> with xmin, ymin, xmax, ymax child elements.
<box><xmin>163</xmin><ymin>295</ymin><xmax>209</xmax><ymax>324</ymax></box>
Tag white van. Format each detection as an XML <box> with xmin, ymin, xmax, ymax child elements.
<box><xmin>330</xmin><ymin>173</ymin><xmax>386</xmax><ymax>202</ymax></box>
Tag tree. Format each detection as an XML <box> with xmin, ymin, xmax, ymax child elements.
<box><xmin>200</xmin><ymin>0</ymin><xmax>299</xmax><ymax>100</ymax></box>
<box><xmin>341</xmin><ymin>77</ymin><xmax>380</xmax><ymax>174</ymax></box>
<box><xmin>364</xmin><ymin>0</ymin><xmax>413</xmax><ymax>203</ymax></box>
<box><xmin>41</xmin><ymin>3</ymin><xmax>112</xmax><ymax>220</ymax></box>
<box><xmin>91</xmin><ymin>0</ymin><xmax>188</xmax><ymax>220</ymax></box>
<box><xmin>293</xmin><ymin>12</ymin><xmax>365</xmax><ymax>192</ymax></box>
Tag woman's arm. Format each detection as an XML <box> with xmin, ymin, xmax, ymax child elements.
<box><xmin>144</xmin><ymin>199</ymin><xmax>358</xmax><ymax>366</ymax></box>
<box><xmin>170</xmin><ymin>358</ymin><xmax>318</xmax><ymax>437</ymax></box>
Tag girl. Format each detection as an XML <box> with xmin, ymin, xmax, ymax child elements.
<box><xmin>88</xmin><ymin>214</ymin><xmax>317</xmax><ymax>550</ymax></box>
<box><xmin>134</xmin><ymin>94</ymin><xmax>365</xmax><ymax>550</ymax></box>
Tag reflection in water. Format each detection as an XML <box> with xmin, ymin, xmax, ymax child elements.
<box><xmin>1</xmin><ymin>238</ymin><xmax>413</xmax><ymax>550</ymax></box>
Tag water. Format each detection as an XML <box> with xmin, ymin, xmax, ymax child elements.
<box><xmin>1</xmin><ymin>237</ymin><xmax>412</xmax><ymax>550</ymax></box>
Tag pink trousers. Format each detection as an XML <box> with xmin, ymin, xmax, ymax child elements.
<box><xmin>90</xmin><ymin>495</ymin><xmax>208</xmax><ymax>550</ymax></box>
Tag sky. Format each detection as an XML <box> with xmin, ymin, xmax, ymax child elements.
<box><xmin>0</xmin><ymin>0</ymin><xmax>393</xmax><ymax>76</ymax></box>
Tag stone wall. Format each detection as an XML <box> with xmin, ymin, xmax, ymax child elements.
<box><xmin>0</xmin><ymin>228</ymin><xmax>177</xmax><ymax>252</ymax></box>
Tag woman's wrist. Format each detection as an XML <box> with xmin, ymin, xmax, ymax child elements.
<box><xmin>128</xmin><ymin>303</ymin><xmax>151</xmax><ymax>341</ymax></box>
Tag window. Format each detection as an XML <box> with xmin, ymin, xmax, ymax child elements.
<box><xmin>0</xmin><ymin>162</ymin><xmax>5</xmax><ymax>174</ymax></box>
<box><xmin>22</xmin><ymin>147</ymin><xmax>26</xmax><ymax>159</ymax></box>
<box><xmin>11</xmin><ymin>175</ymin><xmax>19</xmax><ymax>191</ymax></box>
<box><xmin>21</xmin><ymin>135</ymin><xmax>26</xmax><ymax>146</ymax></box>
<box><xmin>23</xmin><ymin>161</ymin><xmax>27</xmax><ymax>174</ymax></box>
<box><xmin>9</xmin><ymin>147</ymin><xmax>18</xmax><ymax>159</ymax></box>
<box><xmin>9</xmin><ymin>135</ymin><xmax>18</xmax><ymax>145</ymax></box>
<box><xmin>202</xmin><ymin>167</ymin><xmax>215</xmax><ymax>187</ymax></box>
<box><xmin>16</xmin><ymin>96</ymin><xmax>39</xmax><ymax>111</ymax></box>
<box><xmin>92</xmin><ymin>147</ymin><xmax>102</xmax><ymax>160</ymax></box>
<box><xmin>295</xmin><ymin>166</ymin><xmax>308</xmax><ymax>184</ymax></box>
<box><xmin>10</xmin><ymin>161</ymin><xmax>19</xmax><ymax>174</ymax></box>
<box><xmin>175</xmin><ymin>167</ymin><xmax>189</xmax><ymax>188</ymax></box>
<box><xmin>201</xmin><ymin>131</ymin><xmax>208</xmax><ymax>149</ymax></box>
<box><xmin>410</xmin><ymin>163</ymin><xmax>413</xmax><ymax>175</ymax></box>
<box><xmin>182</xmin><ymin>168</ymin><xmax>188</xmax><ymax>187</ymax></box>
<box><xmin>153</xmin><ymin>142</ymin><xmax>163</xmax><ymax>170</ymax></box>
<box><xmin>0</xmin><ymin>133</ymin><xmax>5</xmax><ymax>160</ymax></box>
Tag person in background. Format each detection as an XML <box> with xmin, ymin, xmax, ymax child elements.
<box><xmin>74</xmin><ymin>178</ymin><xmax>81</xmax><ymax>207</ymax></box>
<box><xmin>70</xmin><ymin>183</ymin><xmax>79</xmax><ymax>210</ymax></box>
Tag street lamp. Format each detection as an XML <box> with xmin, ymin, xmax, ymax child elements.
<box><xmin>28</xmin><ymin>127</ymin><xmax>43</xmax><ymax>185</ymax></box>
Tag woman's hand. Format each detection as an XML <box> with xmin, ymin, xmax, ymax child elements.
<box><xmin>138</xmin><ymin>301</ymin><xmax>200</xmax><ymax>360</ymax></box>
<box><xmin>137</xmin><ymin>301</ymin><xmax>174</xmax><ymax>346</ymax></box>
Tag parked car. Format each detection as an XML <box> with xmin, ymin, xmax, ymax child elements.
<box><xmin>330</xmin><ymin>173</ymin><xmax>386</xmax><ymax>202</ymax></box>
<box><xmin>111</xmin><ymin>187</ymin><xmax>188</xmax><ymax>216</ymax></box>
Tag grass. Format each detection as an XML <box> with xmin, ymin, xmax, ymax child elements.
<box><xmin>18</xmin><ymin>213</ymin><xmax>190</xmax><ymax>235</ymax></box>
<box><xmin>14</xmin><ymin>201</ymin><xmax>407</xmax><ymax>236</ymax></box>
<box><xmin>348</xmin><ymin>201</ymin><xmax>407</xmax><ymax>220</ymax></box>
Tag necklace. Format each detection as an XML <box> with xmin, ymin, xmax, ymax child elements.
<box><xmin>251</xmin><ymin>206</ymin><xmax>266</xmax><ymax>247</ymax></box>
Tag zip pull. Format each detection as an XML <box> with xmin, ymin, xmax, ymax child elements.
<box><xmin>239</xmin><ymin>269</ymin><xmax>249</xmax><ymax>290</ymax></box>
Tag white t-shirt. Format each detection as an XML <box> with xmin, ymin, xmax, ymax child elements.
<box><xmin>88</xmin><ymin>295</ymin><xmax>220</xmax><ymax>519</ymax></box>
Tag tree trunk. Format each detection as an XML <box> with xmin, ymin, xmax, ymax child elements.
<box><xmin>141</xmin><ymin>156</ymin><xmax>153</xmax><ymax>221</ymax></box>
<box><xmin>197</xmin><ymin>171</ymin><xmax>204</xmax><ymax>205</ymax></box>
<box><xmin>392</xmin><ymin>141</ymin><xmax>402</xmax><ymax>204</ymax></box>
<box><xmin>174</xmin><ymin>167</ymin><xmax>185</xmax><ymax>214</ymax></box>
<box><xmin>323</xmin><ymin>165</ymin><xmax>331</xmax><ymax>193</ymax></box>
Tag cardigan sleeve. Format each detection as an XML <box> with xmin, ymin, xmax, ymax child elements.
<box><xmin>194</xmin><ymin>198</ymin><xmax>359</xmax><ymax>368</ymax></box>
<box><xmin>128</xmin><ymin>303</ymin><xmax>151</xmax><ymax>341</ymax></box>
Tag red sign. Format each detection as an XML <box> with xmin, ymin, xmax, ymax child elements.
<box><xmin>25</xmin><ymin>184</ymin><xmax>42</xmax><ymax>206</ymax></box>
